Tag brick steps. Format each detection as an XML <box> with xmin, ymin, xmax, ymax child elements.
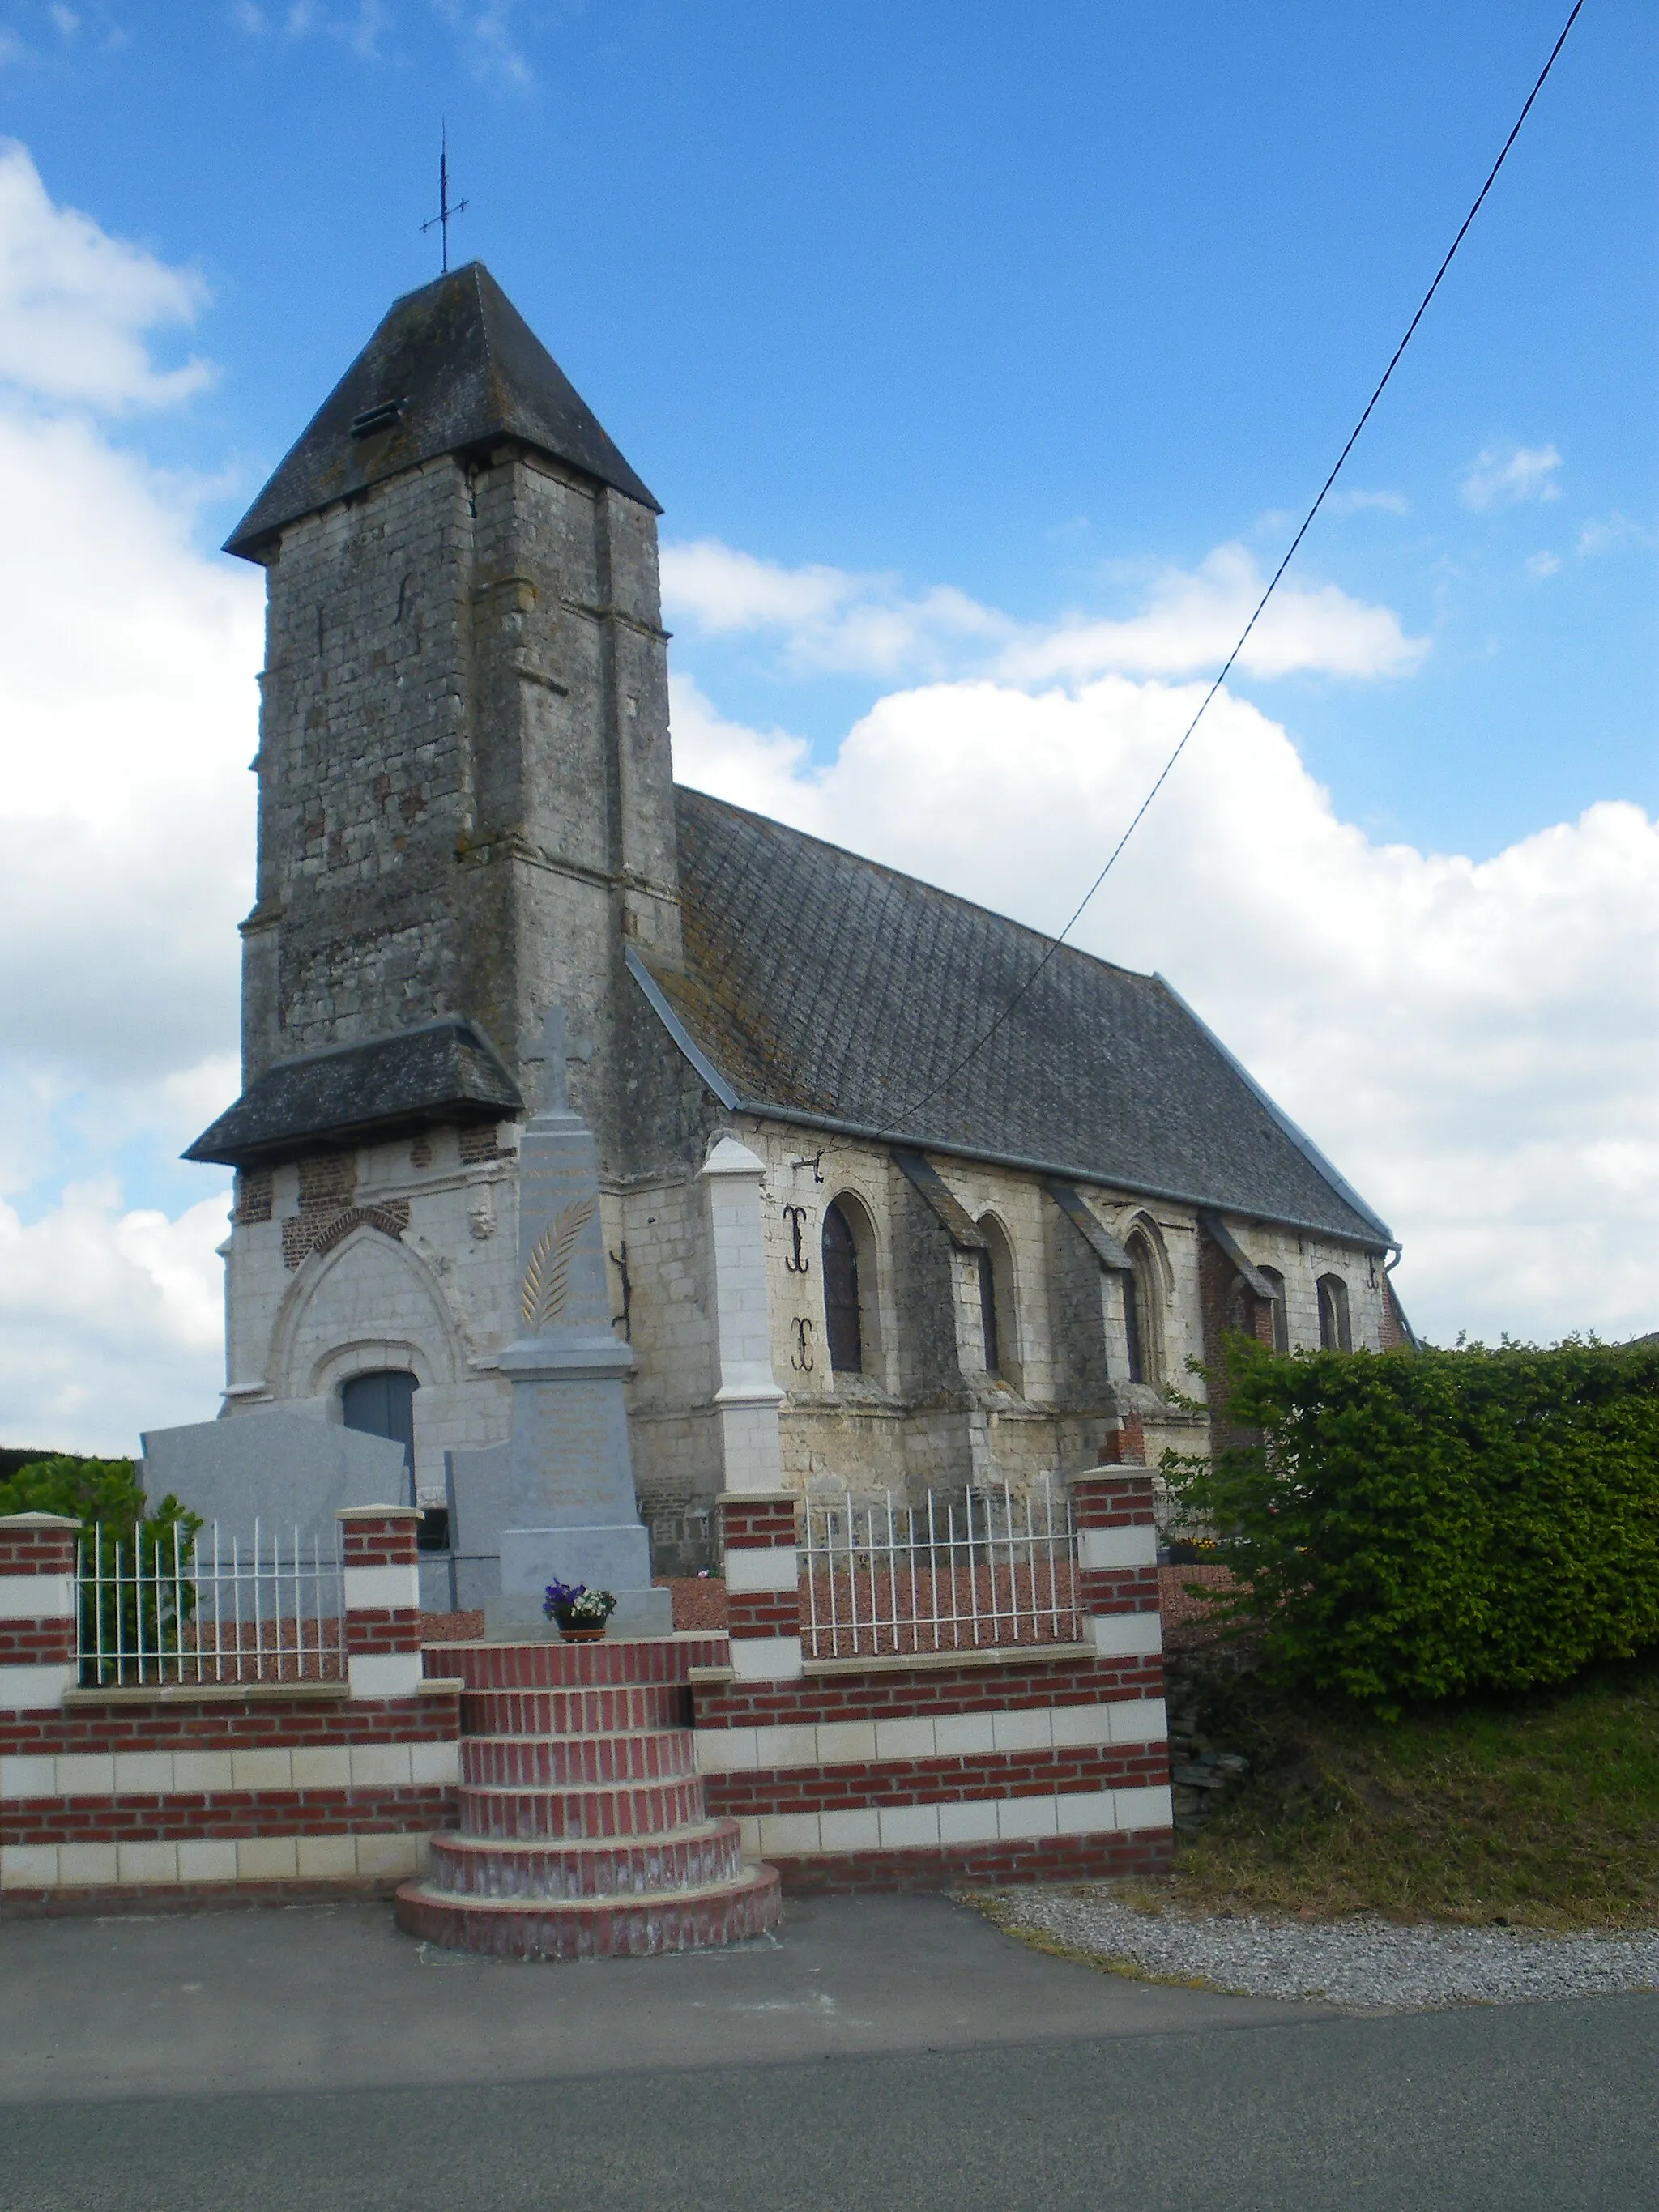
<box><xmin>397</xmin><ymin>1865</ymin><xmax>781</xmax><ymax>1961</ymax></box>
<box><xmin>459</xmin><ymin>1686</ymin><xmax>692</xmax><ymax>1737</ymax></box>
<box><xmin>428</xmin><ymin>1818</ymin><xmax>746</xmax><ymax>1900</ymax></box>
<box><xmin>399</xmin><ymin>1637</ymin><xmax>778</xmax><ymax>1959</ymax></box>
<box><xmin>460</xmin><ymin>1728</ymin><xmax>698</xmax><ymax>1787</ymax></box>
<box><xmin>458</xmin><ymin>1775</ymin><xmax>706</xmax><ymax>1839</ymax></box>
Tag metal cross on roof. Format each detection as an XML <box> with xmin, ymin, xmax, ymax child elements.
<box><xmin>420</xmin><ymin>128</ymin><xmax>468</xmax><ymax>275</ymax></box>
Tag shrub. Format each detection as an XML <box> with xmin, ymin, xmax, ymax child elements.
<box><xmin>1162</xmin><ymin>1337</ymin><xmax>1659</xmax><ymax>1713</ymax></box>
<box><xmin>0</xmin><ymin>1455</ymin><xmax>203</xmax><ymax>1681</ymax></box>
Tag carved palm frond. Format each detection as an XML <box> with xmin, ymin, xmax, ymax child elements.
<box><xmin>520</xmin><ymin>1194</ymin><xmax>598</xmax><ymax>1332</ymax></box>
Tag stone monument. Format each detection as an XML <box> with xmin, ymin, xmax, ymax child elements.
<box><xmin>139</xmin><ymin>1413</ymin><xmax>408</xmax><ymax>1554</ymax></box>
<box><xmin>480</xmin><ymin>1007</ymin><xmax>672</xmax><ymax>1638</ymax></box>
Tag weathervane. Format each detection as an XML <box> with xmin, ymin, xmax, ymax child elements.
<box><xmin>421</xmin><ymin>126</ymin><xmax>468</xmax><ymax>275</ymax></box>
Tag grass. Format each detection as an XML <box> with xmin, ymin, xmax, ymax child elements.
<box><xmin>1161</xmin><ymin>1646</ymin><xmax>1659</xmax><ymax>1930</ymax></box>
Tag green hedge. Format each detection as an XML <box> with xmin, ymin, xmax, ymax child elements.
<box><xmin>1162</xmin><ymin>1338</ymin><xmax>1659</xmax><ymax>1712</ymax></box>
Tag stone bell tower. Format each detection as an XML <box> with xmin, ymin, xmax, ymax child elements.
<box><xmin>190</xmin><ymin>261</ymin><xmax>680</xmax><ymax>1176</ymax></box>
<box><xmin>186</xmin><ymin>266</ymin><xmax>685</xmax><ymax>1499</ymax></box>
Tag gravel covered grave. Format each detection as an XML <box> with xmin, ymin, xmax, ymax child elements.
<box><xmin>978</xmin><ymin>1887</ymin><xmax>1659</xmax><ymax>2011</ymax></box>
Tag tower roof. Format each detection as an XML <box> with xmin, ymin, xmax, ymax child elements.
<box><xmin>224</xmin><ymin>262</ymin><xmax>659</xmax><ymax>558</ymax></box>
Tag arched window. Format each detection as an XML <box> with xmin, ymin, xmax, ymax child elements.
<box><xmin>822</xmin><ymin>1200</ymin><xmax>863</xmax><ymax>1372</ymax></box>
<box><xmin>975</xmin><ymin>1215</ymin><xmax>1019</xmax><ymax>1385</ymax></box>
<box><xmin>1258</xmin><ymin>1265</ymin><xmax>1290</xmax><ymax>1354</ymax></box>
<box><xmin>1124</xmin><ymin>1230</ymin><xmax>1161</xmax><ymax>1386</ymax></box>
<box><xmin>342</xmin><ymin>1369</ymin><xmax>418</xmax><ymax>1499</ymax></box>
<box><xmin>1123</xmin><ymin>1266</ymin><xmax>1145</xmax><ymax>1384</ymax></box>
<box><xmin>1317</xmin><ymin>1273</ymin><xmax>1351</xmax><ymax>1352</ymax></box>
<box><xmin>978</xmin><ymin>1247</ymin><xmax>1000</xmax><ymax>1376</ymax></box>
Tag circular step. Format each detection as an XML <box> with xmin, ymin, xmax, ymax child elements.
<box><xmin>428</xmin><ymin>1818</ymin><xmax>746</xmax><ymax>1900</ymax></box>
<box><xmin>460</xmin><ymin>1684</ymin><xmax>690</xmax><ymax>1737</ymax></box>
<box><xmin>461</xmin><ymin>1728</ymin><xmax>699</xmax><ymax>1788</ymax></box>
<box><xmin>395</xmin><ymin>1864</ymin><xmax>783</xmax><ymax>1960</ymax></box>
<box><xmin>458</xmin><ymin>1775</ymin><xmax>706</xmax><ymax>1840</ymax></box>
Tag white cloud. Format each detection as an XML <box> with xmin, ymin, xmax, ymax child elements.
<box><xmin>999</xmin><ymin>544</ymin><xmax>1425</xmax><ymax>683</ymax></box>
<box><xmin>228</xmin><ymin>0</ymin><xmax>390</xmax><ymax>56</ymax></box>
<box><xmin>0</xmin><ymin>149</ymin><xmax>255</xmax><ymax>1452</ymax></box>
<box><xmin>662</xmin><ymin>536</ymin><xmax>1425</xmax><ymax>687</ymax></box>
<box><xmin>1576</xmin><ymin>512</ymin><xmax>1653</xmax><ymax>559</ymax></box>
<box><xmin>0</xmin><ymin>407</ymin><xmax>261</xmax><ymax>1081</ymax></box>
<box><xmin>0</xmin><ymin>1184</ymin><xmax>230</xmax><ymax>1453</ymax></box>
<box><xmin>660</xmin><ymin>539</ymin><xmax>1013</xmax><ymax>678</ymax></box>
<box><xmin>675</xmin><ymin>668</ymin><xmax>1659</xmax><ymax>1350</ymax></box>
<box><xmin>1525</xmin><ymin>551</ymin><xmax>1562</xmax><ymax>580</ymax></box>
<box><xmin>667</xmin><ymin>675</ymin><xmax>821</xmax><ymax>826</ymax></box>
<box><xmin>1324</xmin><ymin>488</ymin><xmax>1410</xmax><ymax>518</ymax></box>
<box><xmin>429</xmin><ymin>0</ymin><xmax>532</xmax><ymax>86</ymax></box>
<box><xmin>48</xmin><ymin>4</ymin><xmax>79</xmax><ymax>36</ymax></box>
<box><xmin>1459</xmin><ymin>442</ymin><xmax>1563</xmax><ymax>511</ymax></box>
<box><xmin>0</xmin><ymin>142</ymin><xmax>212</xmax><ymax>411</ymax></box>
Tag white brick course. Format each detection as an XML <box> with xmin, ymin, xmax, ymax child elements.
<box><xmin>693</xmin><ymin>1698</ymin><xmax>1166</xmax><ymax>1774</ymax></box>
<box><xmin>0</xmin><ymin>1741</ymin><xmax>458</xmax><ymax>1797</ymax></box>
<box><xmin>0</xmin><ymin>1575</ymin><xmax>75</xmax><ymax>1619</ymax></box>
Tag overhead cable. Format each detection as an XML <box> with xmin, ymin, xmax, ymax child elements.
<box><xmin>868</xmin><ymin>0</ymin><xmax>1586</xmax><ymax>1146</ymax></box>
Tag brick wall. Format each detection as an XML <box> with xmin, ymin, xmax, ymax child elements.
<box><xmin>0</xmin><ymin>1507</ymin><xmax>460</xmax><ymax>1912</ymax></box>
<box><xmin>689</xmin><ymin>1464</ymin><xmax>1171</xmax><ymax>1889</ymax></box>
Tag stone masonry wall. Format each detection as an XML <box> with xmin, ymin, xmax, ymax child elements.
<box><xmin>615</xmin><ymin>1114</ymin><xmax>1396</xmax><ymax>1552</ymax></box>
<box><xmin>240</xmin><ymin>441</ymin><xmax>679</xmax><ymax>1170</ymax></box>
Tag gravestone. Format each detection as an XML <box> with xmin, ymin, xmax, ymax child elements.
<box><xmin>463</xmin><ymin>1006</ymin><xmax>672</xmax><ymax>1638</ymax></box>
<box><xmin>139</xmin><ymin>1412</ymin><xmax>407</xmax><ymax>1555</ymax></box>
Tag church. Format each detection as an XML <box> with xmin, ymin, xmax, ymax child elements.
<box><xmin>186</xmin><ymin>261</ymin><xmax>1409</xmax><ymax>1578</ymax></box>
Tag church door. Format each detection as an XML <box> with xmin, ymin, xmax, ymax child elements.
<box><xmin>342</xmin><ymin>1370</ymin><xmax>418</xmax><ymax>1503</ymax></box>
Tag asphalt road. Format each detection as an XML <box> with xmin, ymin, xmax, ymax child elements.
<box><xmin>3</xmin><ymin>1895</ymin><xmax>1655</xmax><ymax>2211</ymax></box>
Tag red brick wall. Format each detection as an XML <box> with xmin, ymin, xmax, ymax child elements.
<box><xmin>4</xmin><ymin>1788</ymin><xmax>455</xmax><ymax>1848</ymax></box>
<box><xmin>693</xmin><ymin>1651</ymin><xmax>1163</xmax><ymax>1731</ymax></box>
<box><xmin>720</xmin><ymin>1497</ymin><xmax>799</xmax><ymax>1549</ymax></box>
<box><xmin>770</xmin><ymin>1831</ymin><xmax>1172</xmax><ymax>1890</ymax></box>
<box><xmin>0</xmin><ymin>1687</ymin><xmax>458</xmax><ymax>1759</ymax></box>
<box><xmin>706</xmin><ymin>1742</ymin><xmax>1169</xmax><ymax>1822</ymax></box>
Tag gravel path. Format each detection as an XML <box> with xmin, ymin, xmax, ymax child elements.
<box><xmin>981</xmin><ymin>1887</ymin><xmax>1659</xmax><ymax>2010</ymax></box>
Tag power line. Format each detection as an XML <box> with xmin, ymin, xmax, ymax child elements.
<box><xmin>866</xmin><ymin>0</ymin><xmax>1586</xmax><ymax>1148</ymax></box>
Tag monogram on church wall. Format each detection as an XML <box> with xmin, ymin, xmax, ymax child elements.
<box><xmin>521</xmin><ymin>1195</ymin><xmax>597</xmax><ymax>1332</ymax></box>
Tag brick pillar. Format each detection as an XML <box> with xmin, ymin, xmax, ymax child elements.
<box><xmin>338</xmin><ymin>1507</ymin><xmax>423</xmax><ymax>1699</ymax></box>
<box><xmin>1099</xmin><ymin>1412</ymin><xmax>1147</xmax><ymax>1466</ymax></box>
<box><xmin>0</xmin><ymin>1512</ymin><xmax>80</xmax><ymax>1710</ymax></box>
<box><xmin>1065</xmin><ymin>1467</ymin><xmax>1163</xmax><ymax>1668</ymax></box>
<box><xmin>719</xmin><ymin>1492</ymin><xmax>802</xmax><ymax>1681</ymax></box>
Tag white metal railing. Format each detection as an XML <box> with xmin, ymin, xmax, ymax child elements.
<box><xmin>800</xmin><ymin>1481</ymin><xmax>1080</xmax><ymax>1659</ymax></box>
<box><xmin>77</xmin><ymin>1521</ymin><xmax>346</xmax><ymax>1687</ymax></box>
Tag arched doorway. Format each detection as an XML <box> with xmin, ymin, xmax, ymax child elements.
<box><xmin>340</xmin><ymin>1371</ymin><xmax>436</xmax><ymax>1541</ymax></box>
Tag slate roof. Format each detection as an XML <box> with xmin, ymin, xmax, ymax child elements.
<box><xmin>645</xmin><ymin>789</ymin><xmax>1393</xmax><ymax>1248</ymax></box>
<box><xmin>224</xmin><ymin>262</ymin><xmax>657</xmax><ymax>559</ymax></box>
<box><xmin>184</xmin><ymin>1020</ymin><xmax>522</xmax><ymax>1168</ymax></box>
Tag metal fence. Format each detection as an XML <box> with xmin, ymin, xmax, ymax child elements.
<box><xmin>77</xmin><ymin>1521</ymin><xmax>346</xmax><ymax>1687</ymax></box>
<box><xmin>800</xmin><ymin>1481</ymin><xmax>1080</xmax><ymax>1660</ymax></box>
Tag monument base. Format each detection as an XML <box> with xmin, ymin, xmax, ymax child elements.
<box><xmin>487</xmin><ymin>1523</ymin><xmax>674</xmax><ymax>1640</ymax></box>
<box><xmin>482</xmin><ymin>1589</ymin><xmax>675</xmax><ymax>1639</ymax></box>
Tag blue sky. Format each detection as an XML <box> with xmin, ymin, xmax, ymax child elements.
<box><xmin>6</xmin><ymin>0</ymin><xmax>1653</xmax><ymax>852</ymax></box>
<box><xmin>0</xmin><ymin>0</ymin><xmax>1655</xmax><ymax>1446</ymax></box>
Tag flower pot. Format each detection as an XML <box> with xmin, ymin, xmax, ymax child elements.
<box><xmin>556</xmin><ymin>1622</ymin><xmax>607</xmax><ymax>1643</ymax></box>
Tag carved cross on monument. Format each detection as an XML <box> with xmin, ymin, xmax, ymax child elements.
<box><xmin>525</xmin><ymin>1004</ymin><xmax>592</xmax><ymax>1118</ymax></box>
